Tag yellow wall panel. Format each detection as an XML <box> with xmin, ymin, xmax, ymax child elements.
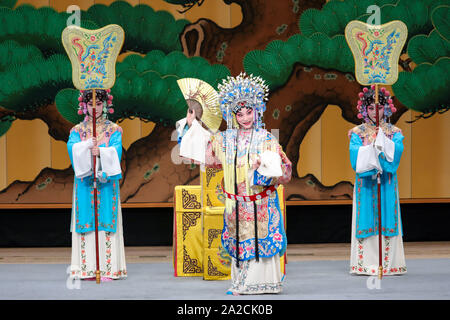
<box><xmin>120</xmin><ymin>118</ymin><xmax>141</xmax><ymax>150</ymax></box>
<box><xmin>411</xmin><ymin>111</ymin><xmax>450</xmax><ymax>198</ymax></box>
<box><xmin>0</xmin><ymin>136</ymin><xmax>6</xmax><ymax>191</ymax></box>
<box><xmin>141</xmin><ymin>121</ymin><xmax>155</xmax><ymax>138</ymax></box>
<box><xmin>51</xmin><ymin>138</ymin><xmax>71</xmax><ymax>170</ymax></box>
<box><xmin>298</xmin><ymin>117</ymin><xmax>322</xmax><ymax>180</ymax></box>
<box><xmin>321</xmin><ymin>105</ymin><xmax>355</xmax><ymax>186</ymax></box>
<box><xmin>395</xmin><ymin>110</ymin><xmax>412</xmax><ymax>198</ymax></box>
<box><xmin>6</xmin><ymin>119</ymin><xmax>51</xmax><ymax>185</ymax></box>
<box><xmin>230</xmin><ymin>2</ymin><xmax>243</xmax><ymax>28</ymax></box>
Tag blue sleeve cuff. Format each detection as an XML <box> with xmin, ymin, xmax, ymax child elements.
<box><xmin>357</xmin><ymin>168</ymin><xmax>378</xmax><ymax>178</ymax></box>
<box><xmin>253</xmin><ymin>170</ymin><xmax>273</xmax><ymax>186</ymax></box>
<box><xmin>177</xmin><ymin>124</ymin><xmax>189</xmax><ymax>145</ymax></box>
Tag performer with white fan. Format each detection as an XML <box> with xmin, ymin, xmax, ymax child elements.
<box><xmin>176</xmin><ymin>78</ymin><xmax>223</xmax><ymax>165</ymax></box>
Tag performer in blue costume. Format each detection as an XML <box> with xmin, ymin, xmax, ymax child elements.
<box><xmin>348</xmin><ymin>85</ymin><xmax>406</xmax><ymax>276</ymax></box>
<box><xmin>67</xmin><ymin>89</ymin><xmax>127</xmax><ymax>281</ymax></box>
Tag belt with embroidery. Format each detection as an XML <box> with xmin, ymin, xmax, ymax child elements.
<box><xmin>221</xmin><ymin>180</ymin><xmax>278</xmax><ymax>202</ymax></box>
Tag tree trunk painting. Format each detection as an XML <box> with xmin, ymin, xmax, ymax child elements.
<box><xmin>0</xmin><ymin>0</ymin><xmax>447</xmax><ymax>203</ymax></box>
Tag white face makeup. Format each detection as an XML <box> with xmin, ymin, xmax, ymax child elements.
<box><xmin>235</xmin><ymin>106</ymin><xmax>254</xmax><ymax>129</ymax></box>
<box><xmin>367</xmin><ymin>103</ymin><xmax>384</xmax><ymax>123</ymax></box>
<box><xmin>87</xmin><ymin>99</ymin><xmax>104</xmax><ymax>119</ymax></box>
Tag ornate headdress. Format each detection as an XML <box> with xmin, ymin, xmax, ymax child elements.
<box><xmin>77</xmin><ymin>89</ymin><xmax>114</xmax><ymax>121</ymax></box>
<box><xmin>217</xmin><ymin>73</ymin><xmax>270</xmax><ymax>165</ymax></box>
<box><xmin>218</xmin><ymin>72</ymin><xmax>269</xmax><ymax>130</ymax></box>
<box><xmin>357</xmin><ymin>85</ymin><xmax>396</xmax><ymax>123</ymax></box>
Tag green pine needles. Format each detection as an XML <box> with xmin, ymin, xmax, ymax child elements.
<box><xmin>0</xmin><ymin>1</ymin><xmax>230</xmax><ymax>137</ymax></box>
<box><xmin>243</xmin><ymin>0</ymin><xmax>449</xmax><ymax>115</ymax></box>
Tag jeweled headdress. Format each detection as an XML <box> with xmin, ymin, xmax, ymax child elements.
<box><xmin>77</xmin><ymin>89</ymin><xmax>114</xmax><ymax>121</ymax></box>
<box><xmin>218</xmin><ymin>72</ymin><xmax>269</xmax><ymax>130</ymax></box>
<box><xmin>357</xmin><ymin>85</ymin><xmax>396</xmax><ymax>123</ymax></box>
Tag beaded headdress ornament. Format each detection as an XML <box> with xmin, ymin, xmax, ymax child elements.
<box><xmin>218</xmin><ymin>72</ymin><xmax>269</xmax><ymax>130</ymax></box>
<box><xmin>217</xmin><ymin>73</ymin><xmax>270</xmax><ymax>164</ymax></box>
<box><xmin>77</xmin><ymin>89</ymin><xmax>114</xmax><ymax>122</ymax></box>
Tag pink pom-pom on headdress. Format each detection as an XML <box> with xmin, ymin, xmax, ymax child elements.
<box><xmin>357</xmin><ymin>113</ymin><xmax>363</xmax><ymax>119</ymax></box>
<box><xmin>107</xmin><ymin>95</ymin><xmax>114</xmax><ymax>107</ymax></box>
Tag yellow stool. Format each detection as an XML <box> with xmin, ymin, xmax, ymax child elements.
<box><xmin>173</xmin><ymin>169</ymin><xmax>287</xmax><ymax>279</ymax></box>
<box><xmin>173</xmin><ymin>186</ymin><xmax>204</xmax><ymax>277</ymax></box>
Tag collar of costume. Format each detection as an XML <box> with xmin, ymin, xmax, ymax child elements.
<box><xmin>350</xmin><ymin>121</ymin><xmax>401</xmax><ymax>142</ymax></box>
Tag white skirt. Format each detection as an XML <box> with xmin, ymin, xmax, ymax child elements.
<box><xmin>350</xmin><ymin>190</ymin><xmax>407</xmax><ymax>276</ymax></box>
<box><xmin>70</xmin><ymin>197</ymin><xmax>127</xmax><ymax>280</ymax></box>
<box><xmin>228</xmin><ymin>254</ymin><xmax>283</xmax><ymax>294</ymax></box>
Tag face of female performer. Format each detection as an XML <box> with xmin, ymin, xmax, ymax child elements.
<box><xmin>87</xmin><ymin>99</ymin><xmax>104</xmax><ymax>119</ymax></box>
<box><xmin>367</xmin><ymin>103</ymin><xmax>384</xmax><ymax>123</ymax></box>
<box><xmin>235</xmin><ymin>106</ymin><xmax>254</xmax><ymax>129</ymax></box>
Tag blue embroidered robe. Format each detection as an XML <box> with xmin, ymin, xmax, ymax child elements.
<box><xmin>349</xmin><ymin>124</ymin><xmax>404</xmax><ymax>239</ymax></box>
<box><xmin>67</xmin><ymin>121</ymin><xmax>122</xmax><ymax>234</ymax></box>
<box><xmin>208</xmin><ymin>130</ymin><xmax>291</xmax><ymax>262</ymax></box>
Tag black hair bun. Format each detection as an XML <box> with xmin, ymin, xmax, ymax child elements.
<box><xmin>81</xmin><ymin>90</ymin><xmax>108</xmax><ymax>103</ymax></box>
